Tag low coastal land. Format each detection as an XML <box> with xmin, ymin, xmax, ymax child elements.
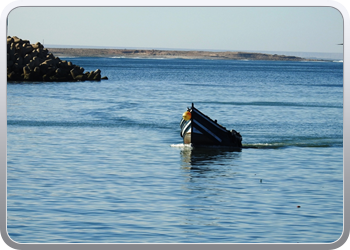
<box><xmin>47</xmin><ymin>48</ymin><xmax>321</xmax><ymax>61</ymax></box>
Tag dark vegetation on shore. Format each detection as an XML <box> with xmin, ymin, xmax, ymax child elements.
<box><xmin>7</xmin><ymin>36</ymin><xmax>108</xmax><ymax>82</ymax></box>
<box><xmin>48</xmin><ymin>48</ymin><xmax>322</xmax><ymax>61</ymax></box>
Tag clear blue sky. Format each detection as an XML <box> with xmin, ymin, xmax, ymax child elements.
<box><xmin>7</xmin><ymin>6</ymin><xmax>343</xmax><ymax>53</ymax></box>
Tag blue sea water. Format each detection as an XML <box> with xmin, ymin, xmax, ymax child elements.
<box><xmin>7</xmin><ymin>58</ymin><xmax>343</xmax><ymax>243</ymax></box>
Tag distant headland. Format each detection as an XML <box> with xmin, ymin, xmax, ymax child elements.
<box><xmin>47</xmin><ymin>48</ymin><xmax>324</xmax><ymax>62</ymax></box>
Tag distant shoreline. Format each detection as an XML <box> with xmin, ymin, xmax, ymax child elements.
<box><xmin>47</xmin><ymin>48</ymin><xmax>325</xmax><ymax>62</ymax></box>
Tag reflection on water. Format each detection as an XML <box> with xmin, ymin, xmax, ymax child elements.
<box><xmin>178</xmin><ymin>146</ymin><xmax>243</xmax><ymax>240</ymax></box>
<box><xmin>179</xmin><ymin>145</ymin><xmax>242</xmax><ymax>182</ymax></box>
<box><xmin>180</xmin><ymin>146</ymin><xmax>241</xmax><ymax>168</ymax></box>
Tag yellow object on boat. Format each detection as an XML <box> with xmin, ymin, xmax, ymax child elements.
<box><xmin>182</xmin><ymin>111</ymin><xmax>191</xmax><ymax>121</ymax></box>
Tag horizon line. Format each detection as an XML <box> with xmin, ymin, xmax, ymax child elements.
<box><xmin>43</xmin><ymin>44</ymin><xmax>343</xmax><ymax>60</ymax></box>
<box><xmin>44</xmin><ymin>44</ymin><xmax>343</xmax><ymax>54</ymax></box>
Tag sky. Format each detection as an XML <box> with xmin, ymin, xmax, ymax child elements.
<box><xmin>6</xmin><ymin>6</ymin><xmax>344</xmax><ymax>54</ymax></box>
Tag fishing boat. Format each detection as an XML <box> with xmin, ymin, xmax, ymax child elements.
<box><xmin>180</xmin><ymin>103</ymin><xmax>242</xmax><ymax>148</ymax></box>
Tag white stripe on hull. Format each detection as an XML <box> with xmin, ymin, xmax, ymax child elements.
<box><xmin>181</xmin><ymin>120</ymin><xmax>192</xmax><ymax>137</ymax></box>
<box><xmin>192</xmin><ymin>109</ymin><xmax>228</xmax><ymax>133</ymax></box>
<box><xmin>193</xmin><ymin>120</ymin><xmax>222</xmax><ymax>142</ymax></box>
<box><xmin>192</xmin><ymin>127</ymin><xmax>202</xmax><ymax>134</ymax></box>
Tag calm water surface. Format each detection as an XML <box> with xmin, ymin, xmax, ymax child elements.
<box><xmin>7</xmin><ymin>58</ymin><xmax>343</xmax><ymax>243</ymax></box>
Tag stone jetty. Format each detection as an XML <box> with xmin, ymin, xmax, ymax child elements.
<box><xmin>7</xmin><ymin>36</ymin><xmax>108</xmax><ymax>82</ymax></box>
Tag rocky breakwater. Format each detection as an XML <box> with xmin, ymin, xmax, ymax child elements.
<box><xmin>7</xmin><ymin>36</ymin><xmax>108</xmax><ymax>82</ymax></box>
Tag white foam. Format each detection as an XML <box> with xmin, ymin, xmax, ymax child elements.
<box><xmin>170</xmin><ymin>143</ymin><xmax>193</xmax><ymax>149</ymax></box>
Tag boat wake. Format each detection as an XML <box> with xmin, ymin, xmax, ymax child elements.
<box><xmin>171</xmin><ymin>140</ymin><xmax>342</xmax><ymax>150</ymax></box>
<box><xmin>170</xmin><ymin>143</ymin><xmax>193</xmax><ymax>149</ymax></box>
<box><xmin>243</xmin><ymin>140</ymin><xmax>342</xmax><ymax>149</ymax></box>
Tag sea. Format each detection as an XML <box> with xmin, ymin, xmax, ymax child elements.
<box><xmin>7</xmin><ymin>57</ymin><xmax>343</xmax><ymax>244</ymax></box>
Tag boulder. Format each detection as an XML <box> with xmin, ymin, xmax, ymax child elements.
<box><xmin>22</xmin><ymin>45</ymin><xmax>33</xmax><ymax>55</ymax></box>
<box><xmin>32</xmin><ymin>42</ymin><xmax>43</xmax><ymax>50</ymax></box>
<box><xmin>70</xmin><ymin>66</ymin><xmax>84</xmax><ymax>79</ymax></box>
<box><xmin>23</xmin><ymin>65</ymin><xmax>31</xmax><ymax>75</ymax></box>
<box><xmin>7</xmin><ymin>36</ymin><xmax>107</xmax><ymax>82</ymax></box>
<box><xmin>7</xmin><ymin>37</ymin><xmax>14</xmax><ymax>44</ymax></box>
<box><xmin>92</xmin><ymin>69</ymin><xmax>101</xmax><ymax>81</ymax></box>
<box><xmin>73</xmin><ymin>74</ymin><xmax>86</xmax><ymax>81</ymax></box>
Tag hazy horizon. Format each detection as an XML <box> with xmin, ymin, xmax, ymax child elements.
<box><xmin>41</xmin><ymin>43</ymin><xmax>343</xmax><ymax>60</ymax></box>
